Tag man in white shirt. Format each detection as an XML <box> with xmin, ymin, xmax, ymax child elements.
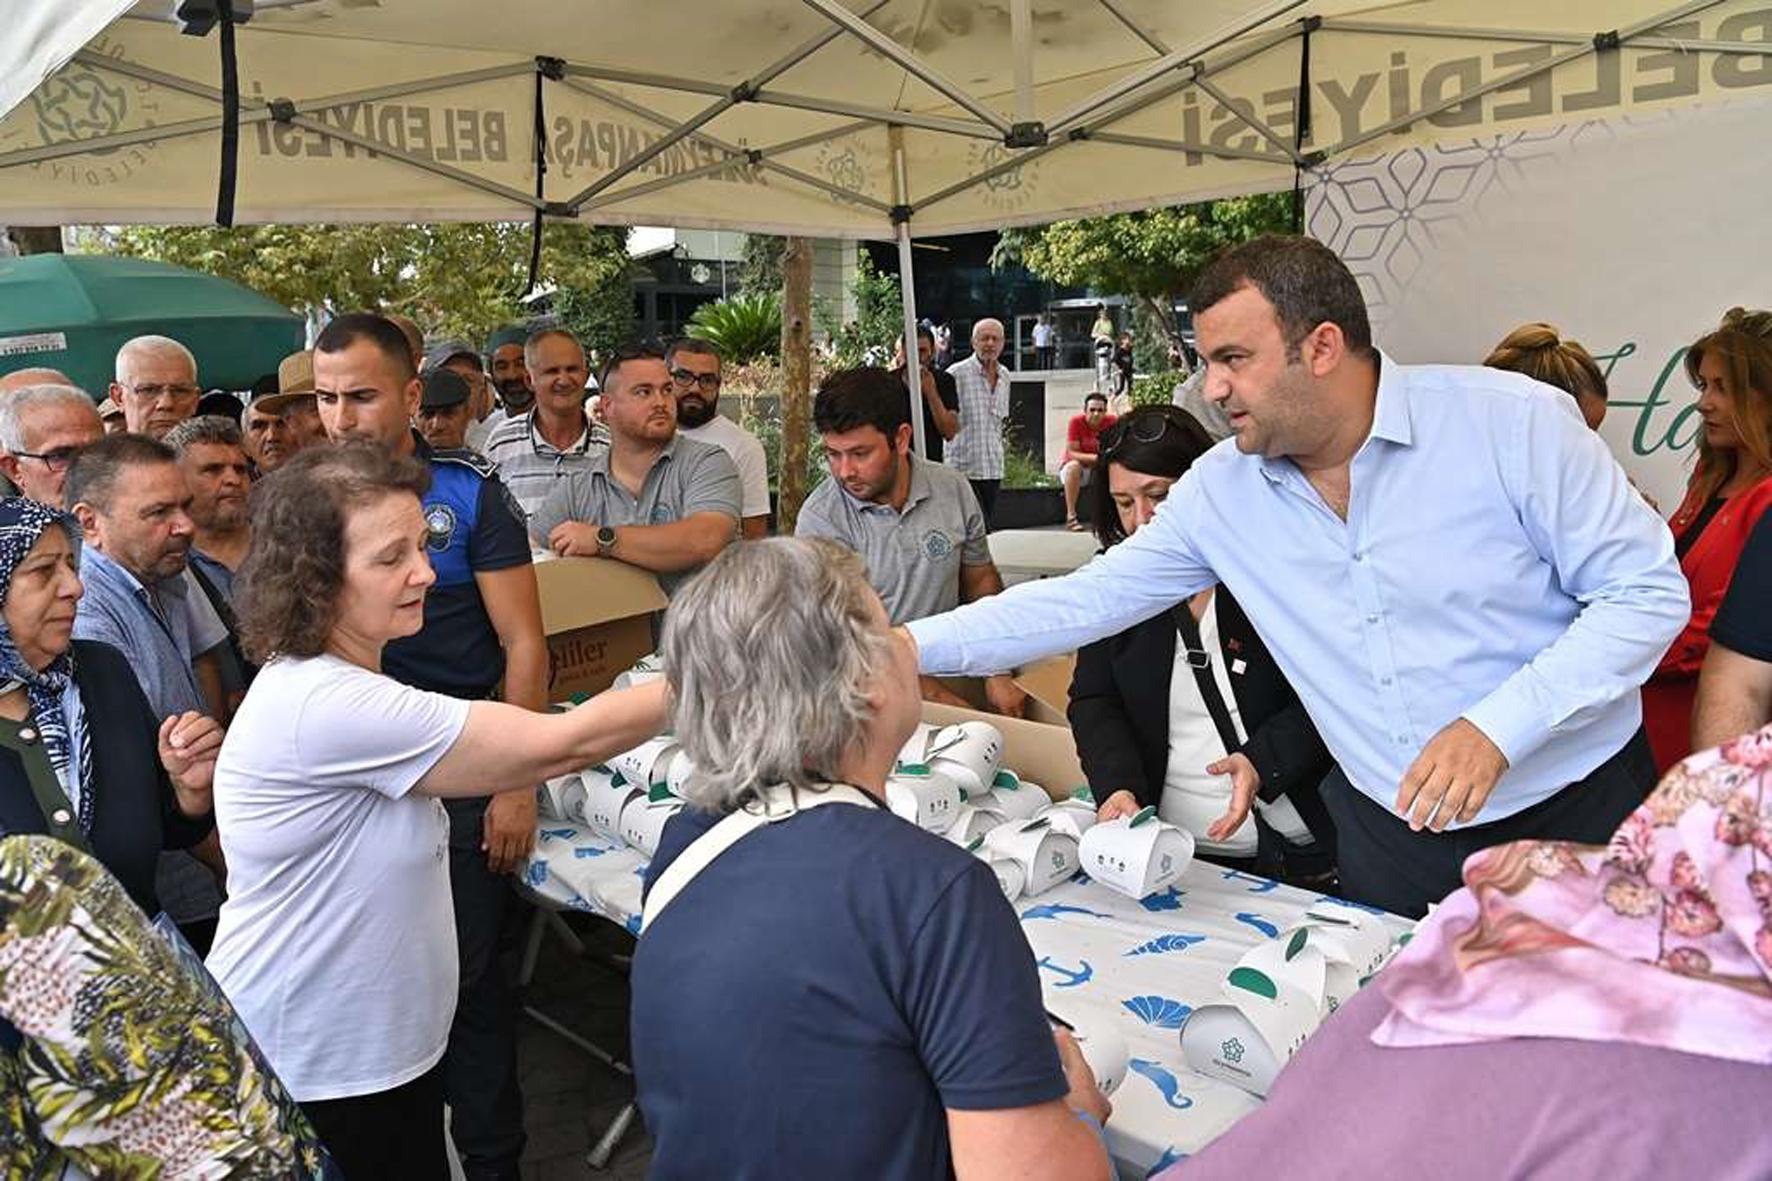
<box><xmin>666</xmin><ymin>338</ymin><xmax>770</xmax><ymax>539</ymax></box>
<box><xmin>945</xmin><ymin>318</ymin><xmax>1012</xmax><ymax>528</ymax></box>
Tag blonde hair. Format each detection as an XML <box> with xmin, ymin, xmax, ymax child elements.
<box><xmin>1683</xmin><ymin>307</ymin><xmax>1772</xmax><ymax>502</ymax></box>
<box><xmin>1484</xmin><ymin>323</ymin><xmax>1607</xmax><ymax>407</ymax></box>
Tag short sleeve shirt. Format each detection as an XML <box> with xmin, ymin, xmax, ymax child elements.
<box><xmin>632</xmin><ymin>799</ymin><xmax>1067</xmax><ymax>1180</ymax></box>
<box><xmin>484</xmin><ymin>408</ymin><xmax>608</xmax><ymax>520</ymax></box>
<box><xmin>528</xmin><ymin>435</ymin><xmax>741</xmax><ymax>596</ymax></box>
<box><xmin>1711</xmin><ymin>511</ymin><xmax>1772</xmax><ymax>660</ymax></box>
<box><xmin>381</xmin><ymin>438</ymin><xmax>533</xmax><ymax>699</ymax></box>
<box><xmin>678</xmin><ymin>413</ymin><xmax>770</xmax><ymax>520</ymax></box>
<box><xmin>795</xmin><ymin>455</ymin><xmax>990</xmax><ymax>625</ymax></box>
<box><xmin>72</xmin><ymin>551</ymin><xmax>222</xmax><ymax>719</ymax></box>
<box><xmin>206</xmin><ymin>653</ymin><xmax>470</xmax><ymax>1101</ymax></box>
<box><xmin>1065</xmin><ymin>412</ymin><xmax>1117</xmax><ymax>460</ymax></box>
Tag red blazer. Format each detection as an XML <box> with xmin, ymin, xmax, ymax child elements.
<box><xmin>1644</xmin><ymin>474</ymin><xmax>1772</xmax><ymax>770</ymax></box>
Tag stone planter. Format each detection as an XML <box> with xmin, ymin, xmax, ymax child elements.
<box><xmin>992</xmin><ymin>487</ymin><xmax>1065</xmax><ymax>530</ymax></box>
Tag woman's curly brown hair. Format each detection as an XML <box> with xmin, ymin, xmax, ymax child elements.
<box><xmin>236</xmin><ymin>443</ymin><xmax>430</xmax><ymax>663</ymax></box>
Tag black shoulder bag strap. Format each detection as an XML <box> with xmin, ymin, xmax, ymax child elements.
<box><xmin>1172</xmin><ymin>602</ymin><xmax>1241</xmax><ymax>755</ymax></box>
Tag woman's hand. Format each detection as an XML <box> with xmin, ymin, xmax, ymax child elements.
<box><xmin>159</xmin><ymin>711</ymin><xmax>223</xmax><ymax>815</ymax></box>
<box><xmin>1095</xmin><ymin>790</ymin><xmax>1140</xmax><ymax>822</ymax></box>
<box><xmin>1204</xmin><ymin>752</ymin><xmax>1260</xmax><ymax>841</ymax></box>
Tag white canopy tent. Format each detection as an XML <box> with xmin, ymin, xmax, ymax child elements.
<box><xmin>4</xmin><ymin>0</ymin><xmax>1769</xmax><ymax>451</ymax></box>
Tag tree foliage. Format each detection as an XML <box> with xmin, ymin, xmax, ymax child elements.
<box><xmin>93</xmin><ymin>221</ymin><xmax>633</xmax><ymax>344</ymax></box>
<box><xmin>816</xmin><ymin>251</ymin><xmax>904</xmax><ymax>369</ymax></box>
<box><xmin>992</xmin><ymin>193</ymin><xmax>1294</xmax><ymax>340</ymax></box>
<box><xmin>686</xmin><ymin>292</ymin><xmax>782</xmax><ymax>364</ymax></box>
<box><xmin>737</xmin><ymin>234</ymin><xmax>786</xmax><ymax>298</ymax></box>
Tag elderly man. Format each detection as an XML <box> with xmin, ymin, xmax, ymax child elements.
<box><xmin>110</xmin><ymin>335</ymin><xmax>202</xmax><ymax>440</ymax></box>
<box><xmin>531</xmin><ymin>347</ymin><xmax>740</xmax><ymax>595</ymax></box>
<box><xmin>312</xmin><ymin>312</ymin><xmax>544</xmax><ymax>1179</ymax></box>
<box><xmin>416</xmin><ymin>367</ymin><xmax>476</xmax><ymax>452</ymax></box>
<box><xmin>667</xmin><ymin>337</ymin><xmax>770</xmax><ymax>539</ymax></box>
<box><xmin>0</xmin><ymin>366</ymin><xmax>76</xmax><ymax>394</ymax></box>
<box><xmin>166</xmin><ymin>416</ymin><xmax>252</xmax><ymax>601</ymax></box>
<box><xmin>240</xmin><ymin>352</ymin><xmax>320</xmax><ymax>477</ymax></box>
<box><xmin>0</xmin><ymin>384</ymin><xmax>104</xmax><ymax>507</ymax></box>
<box><xmin>426</xmin><ymin>340</ymin><xmax>498</xmax><ymax>452</ymax></box>
<box><xmin>905</xmin><ymin>235</ymin><xmax>1688</xmax><ymax>919</ymax></box>
<box><xmin>484</xmin><ymin>328</ymin><xmax>606</xmax><ymax>519</ymax></box>
<box><xmin>66</xmin><ymin>433</ymin><xmax>230</xmax><ymax>951</ymax></box>
<box><xmin>945</xmin><ymin>317</ymin><xmax>1012</xmax><ymax>528</ymax></box>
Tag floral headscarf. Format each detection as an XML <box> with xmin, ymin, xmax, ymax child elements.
<box><xmin>0</xmin><ymin>498</ymin><xmax>92</xmax><ymax>831</ymax></box>
<box><xmin>1372</xmin><ymin>726</ymin><xmax>1772</xmax><ymax>1065</ymax></box>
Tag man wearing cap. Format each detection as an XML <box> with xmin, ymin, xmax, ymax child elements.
<box><xmin>484</xmin><ymin>328</ymin><xmax>607</xmax><ymax>520</ymax></box>
<box><xmin>486</xmin><ymin>325</ymin><xmax>535</xmax><ymax>421</ymax></box>
<box><xmin>424</xmin><ymin>340</ymin><xmax>499</xmax><ymax>452</ymax></box>
<box><xmin>417</xmin><ymin>368</ymin><xmax>476</xmax><ymax>452</ymax></box>
<box><xmin>111</xmin><ymin>335</ymin><xmax>202</xmax><ymax>440</ymax></box>
<box><xmin>240</xmin><ymin>352</ymin><xmax>318</xmax><ymax>478</ymax></box>
<box><xmin>312</xmin><ymin>313</ymin><xmax>543</xmax><ymax>1179</ymax></box>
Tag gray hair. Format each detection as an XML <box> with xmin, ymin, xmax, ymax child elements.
<box><xmin>660</xmin><ymin>537</ymin><xmax>889</xmax><ymax>813</ymax></box>
<box><xmin>523</xmin><ymin>327</ymin><xmax>583</xmax><ymax>370</ymax></box>
<box><xmin>0</xmin><ymin>384</ymin><xmax>99</xmax><ymax>453</ymax></box>
<box><xmin>114</xmin><ymin>334</ymin><xmax>197</xmax><ymax>382</ymax></box>
<box><xmin>164</xmin><ymin>414</ymin><xmax>244</xmax><ymax>455</ymax></box>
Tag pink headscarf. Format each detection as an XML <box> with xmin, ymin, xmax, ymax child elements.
<box><xmin>1373</xmin><ymin>726</ymin><xmax>1772</xmax><ymax>1065</ymax></box>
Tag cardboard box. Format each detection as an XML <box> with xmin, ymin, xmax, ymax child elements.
<box><xmin>1012</xmin><ymin>653</ymin><xmax>1076</xmax><ymax>724</ymax></box>
<box><xmin>921</xmin><ymin>700</ymin><xmax>1087</xmax><ymax>801</ymax></box>
<box><xmin>534</xmin><ymin>554</ymin><xmax>668</xmax><ymax>701</ymax></box>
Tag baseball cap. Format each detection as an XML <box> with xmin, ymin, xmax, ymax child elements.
<box><xmin>424</xmin><ymin>339</ymin><xmax>482</xmax><ymax>372</ymax></box>
<box><xmin>486</xmin><ymin>325</ymin><xmax>529</xmax><ymax>353</ymax></box>
<box><xmin>420</xmin><ymin>367</ymin><xmax>471</xmax><ymax>411</ymax></box>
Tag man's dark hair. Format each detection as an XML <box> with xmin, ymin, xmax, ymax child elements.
<box><xmin>813</xmin><ymin>367</ymin><xmax>910</xmax><ymax>439</ymax></box>
<box><xmin>1084</xmin><ymin>391</ymin><xmax>1109</xmax><ymax>408</ymax></box>
<box><xmin>237</xmin><ymin>443</ymin><xmax>430</xmax><ymax>662</ymax></box>
<box><xmin>915</xmin><ymin>324</ymin><xmax>934</xmax><ymax>347</ymax></box>
<box><xmin>665</xmin><ymin>337</ymin><xmax>722</xmax><ymax>367</ymax></box>
<box><xmin>1090</xmin><ymin>406</ymin><xmax>1216</xmax><ymax>550</ymax></box>
<box><xmin>65</xmin><ymin>432</ymin><xmax>177</xmax><ymax>513</ymax></box>
<box><xmin>598</xmin><ymin>343</ymin><xmax>668</xmax><ymax>392</ymax></box>
<box><xmin>1190</xmin><ymin>234</ymin><xmax>1373</xmax><ymax>359</ymax></box>
<box><xmin>314</xmin><ymin>313</ymin><xmax>417</xmax><ymax>380</ymax></box>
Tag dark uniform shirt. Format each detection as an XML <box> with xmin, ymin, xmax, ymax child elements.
<box><xmin>382</xmin><ymin>434</ymin><xmax>532</xmax><ymax>700</ymax></box>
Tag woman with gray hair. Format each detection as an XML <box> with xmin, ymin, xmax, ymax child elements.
<box><xmin>631</xmin><ymin>537</ymin><xmax>1111</xmax><ymax>1181</ymax></box>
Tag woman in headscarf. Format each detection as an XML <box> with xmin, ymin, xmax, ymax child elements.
<box><xmin>1162</xmin><ymin>726</ymin><xmax>1772</xmax><ymax>1179</ymax></box>
<box><xmin>0</xmin><ymin>496</ymin><xmax>221</xmax><ymax>917</ymax></box>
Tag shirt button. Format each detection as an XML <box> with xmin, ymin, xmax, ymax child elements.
<box><xmin>1365</xmin><ymin>613</ymin><xmax>1379</xmax><ymax>624</ymax></box>
<box><xmin>17</xmin><ymin>727</ymin><xmax>35</xmax><ymax>743</ymax></box>
<box><xmin>1381</xmin><ymin>676</ymin><xmax>1393</xmax><ymax>686</ymax></box>
<box><xmin>1395</xmin><ymin>735</ymin><xmax>1409</xmax><ymax>745</ymax></box>
<box><xmin>1351</xmin><ymin>551</ymin><xmax>1365</xmax><ymax>562</ymax></box>
<box><xmin>50</xmin><ymin>808</ymin><xmax>71</xmax><ymax>825</ymax></box>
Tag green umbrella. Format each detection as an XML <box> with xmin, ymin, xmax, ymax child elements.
<box><xmin>0</xmin><ymin>254</ymin><xmax>303</xmax><ymax>399</ymax></box>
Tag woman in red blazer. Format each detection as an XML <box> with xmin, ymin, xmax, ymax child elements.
<box><xmin>1645</xmin><ymin>308</ymin><xmax>1772</xmax><ymax>772</ymax></box>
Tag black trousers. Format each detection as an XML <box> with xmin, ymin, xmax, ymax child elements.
<box><xmin>970</xmin><ymin>478</ymin><xmax>1001</xmax><ymax>530</ymax></box>
<box><xmin>304</xmin><ymin>1062</ymin><xmax>448</xmax><ymax>1180</ymax></box>
<box><xmin>1321</xmin><ymin>728</ymin><xmax>1655</xmax><ymax>919</ymax></box>
<box><xmin>442</xmin><ymin>797</ymin><xmax>526</xmax><ymax>1178</ymax></box>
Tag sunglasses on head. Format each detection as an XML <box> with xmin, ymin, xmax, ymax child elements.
<box><xmin>1099</xmin><ymin>405</ymin><xmax>1200</xmax><ymax>461</ymax></box>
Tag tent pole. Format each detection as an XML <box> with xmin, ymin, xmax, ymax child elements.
<box><xmin>892</xmin><ymin>137</ymin><xmax>928</xmax><ymax>461</ymax></box>
<box><xmin>800</xmin><ymin>0</ymin><xmax>1011</xmax><ymax>134</ymax></box>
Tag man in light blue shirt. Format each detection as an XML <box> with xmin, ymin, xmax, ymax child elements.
<box><xmin>906</xmin><ymin>235</ymin><xmax>1688</xmax><ymax>916</ymax></box>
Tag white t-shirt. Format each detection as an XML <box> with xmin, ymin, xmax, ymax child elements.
<box><xmin>679</xmin><ymin>413</ymin><xmax>770</xmax><ymax>521</ymax></box>
<box><xmin>206</xmin><ymin>653</ymin><xmax>471</xmax><ymax>1102</ymax></box>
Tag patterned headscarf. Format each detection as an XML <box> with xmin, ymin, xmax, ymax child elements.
<box><xmin>1373</xmin><ymin>727</ymin><xmax>1772</xmax><ymax>1065</ymax></box>
<box><xmin>0</xmin><ymin>499</ymin><xmax>92</xmax><ymax>832</ymax></box>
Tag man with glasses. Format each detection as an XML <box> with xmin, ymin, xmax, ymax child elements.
<box><xmin>484</xmin><ymin>328</ymin><xmax>607</xmax><ymax>520</ymax></box>
<box><xmin>668</xmin><ymin>337</ymin><xmax>770</xmax><ymax>539</ymax></box>
<box><xmin>0</xmin><ymin>384</ymin><xmax>104</xmax><ymax>508</ymax></box>
<box><xmin>110</xmin><ymin>335</ymin><xmax>202</xmax><ymax>440</ymax></box>
<box><xmin>530</xmin><ymin>346</ymin><xmax>740</xmax><ymax>595</ymax></box>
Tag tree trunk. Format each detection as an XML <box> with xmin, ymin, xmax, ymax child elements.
<box><xmin>777</xmin><ymin>236</ymin><xmax>814</xmax><ymax>532</ymax></box>
<box><xmin>5</xmin><ymin>226</ymin><xmax>64</xmax><ymax>255</ymax></box>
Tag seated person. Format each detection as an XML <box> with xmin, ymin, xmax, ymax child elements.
<box><xmin>1694</xmin><ymin>510</ymin><xmax>1772</xmax><ymax>748</ymax></box>
<box><xmin>0</xmin><ymin>497</ymin><xmax>218</xmax><ymax>918</ymax></box>
<box><xmin>632</xmin><ymin>537</ymin><xmax>1112</xmax><ymax>1181</ymax></box>
<box><xmin>1069</xmin><ymin>405</ymin><xmax>1335</xmax><ymax>885</ymax></box>
<box><xmin>1163</xmin><ymin>729</ymin><xmax>1772</xmax><ymax>1180</ymax></box>
<box><xmin>795</xmin><ymin>366</ymin><xmax>1026</xmax><ymax>717</ymax></box>
<box><xmin>529</xmin><ymin>346</ymin><xmax>740</xmax><ymax>595</ymax></box>
<box><xmin>1060</xmin><ymin>391</ymin><xmax>1115</xmax><ymax>531</ymax></box>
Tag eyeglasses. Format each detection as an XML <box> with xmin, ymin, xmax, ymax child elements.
<box><xmin>12</xmin><ymin>445</ymin><xmax>86</xmax><ymax>472</ymax></box>
<box><xmin>124</xmin><ymin>382</ymin><xmax>201</xmax><ymax>401</ymax></box>
<box><xmin>669</xmin><ymin>368</ymin><xmax>722</xmax><ymax>392</ymax></box>
<box><xmin>1099</xmin><ymin>406</ymin><xmax>1202</xmax><ymax>461</ymax></box>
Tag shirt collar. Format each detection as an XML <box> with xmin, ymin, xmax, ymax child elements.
<box><xmin>842</xmin><ymin>453</ymin><xmax>928</xmax><ymax>515</ymax></box>
<box><xmin>1257</xmin><ymin>349</ymin><xmax>1409</xmax><ymax>484</ymax></box>
<box><xmin>80</xmin><ymin>546</ymin><xmax>146</xmax><ymax>597</ymax></box>
<box><xmin>587</xmin><ymin>432</ymin><xmax>678</xmax><ymax>478</ymax></box>
<box><xmin>526</xmin><ymin>408</ymin><xmax>592</xmax><ymax>455</ymax></box>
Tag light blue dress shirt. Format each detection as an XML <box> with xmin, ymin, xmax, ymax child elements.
<box><xmin>909</xmin><ymin>355</ymin><xmax>1690</xmax><ymax>825</ymax></box>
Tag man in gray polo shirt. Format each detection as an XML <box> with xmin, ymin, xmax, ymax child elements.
<box><xmin>530</xmin><ymin>346</ymin><xmax>741</xmax><ymax>595</ymax></box>
<box><xmin>796</xmin><ymin>366</ymin><xmax>1026</xmax><ymax>717</ymax></box>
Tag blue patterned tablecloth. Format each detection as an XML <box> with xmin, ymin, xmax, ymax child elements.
<box><xmin>524</xmin><ymin>824</ymin><xmax>1405</xmax><ymax>1178</ymax></box>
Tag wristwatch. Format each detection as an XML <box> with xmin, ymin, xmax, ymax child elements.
<box><xmin>595</xmin><ymin>525</ymin><xmax>619</xmax><ymax>555</ymax></box>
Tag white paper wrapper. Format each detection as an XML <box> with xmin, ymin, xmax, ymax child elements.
<box><xmin>618</xmin><ymin>794</ymin><xmax>684</xmax><ymax>860</ymax></box>
<box><xmin>973</xmin><ymin>846</ymin><xmax>1025</xmax><ymax>901</ymax></box>
<box><xmin>538</xmin><ymin>772</ymin><xmax>587</xmax><ymax>822</ymax></box>
<box><xmin>579</xmin><ymin>767</ymin><xmax>641</xmax><ymax>842</ymax></box>
<box><xmin>896</xmin><ymin>722</ymin><xmax>939</xmax><ymax>768</ymax></box>
<box><xmin>609</xmin><ymin>736</ymin><xmax>681</xmax><ymax>788</ymax></box>
<box><xmin>982</xmin><ymin>819</ymin><xmax>1079</xmax><ymax>895</ymax></box>
<box><xmin>1180</xmin><ymin>968</ymin><xmax>1323</xmax><ymax>1098</ymax></box>
<box><xmin>926</xmin><ymin>721</ymin><xmax>1004</xmax><ymax>796</ymax></box>
<box><xmin>612</xmin><ymin>653</ymin><xmax>665</xmax><ymax>690</ymax></box>
<box><xmin>1036</xmin><ymin>798</ymin><xmax>1099</xmax><ymax>841</ymax></box>
<box><xmin>942</xmin><ymin>802</ymin><xmax>1008</xmax><ymax>846</ymax></box>
<box><xmin>1078</xmin><ymin>809</ymin><xmax>1195</xmax><ymax>900</ymax></box>
<box><xmin>1066</xmin><ymin>1016</ymin><xmax>1129</xmax><ymax>1098</ymax></box>
<box><xmin>986</xmin><ymin>769</ymin><xmax>1050</xmax><ymax>822</ymax></box>
<box><xmin>884</xmin><ymin>767</ymin><xmax>963</xmax><ymax>833</ymax></box>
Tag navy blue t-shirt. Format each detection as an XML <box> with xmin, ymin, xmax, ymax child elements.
<box><xmin>382</xmin><ymin>439</ymin><xmax>531</xmax><ymax>698</ymax></box>
<box><xmin>632</xmin><ymin>796</ymin><xmax>1068</xmax><ymax>1180</ymax></box>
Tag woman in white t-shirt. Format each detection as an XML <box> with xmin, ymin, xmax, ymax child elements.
<box><xmin>1066</xmin><ymin>405</ymin><xmax>1338</xmax><ymax>887</ymax></box>
<box><xmin>207</xmin><ymin>444</ymin><xmax>667</xmax><ymax>1180</ymax></box>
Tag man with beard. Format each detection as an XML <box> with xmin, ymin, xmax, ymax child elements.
<box><xmin>794</xmin><ymin>366</ymin><xmax>1025</xmax><ymax>717</ymax></box>
<box><xmin>485</xmin><ymin>328</ymin><xmax>606</xmax><ymax>520</ymax></box>
<box><xmin>530</xmin><ymin>346</ymin><xmax>739</xmax><ymax>594</ymax></box>
<box><xmin>166</xmin><ymin>416</ymin><xmax>252</xmax><ymax>601</ymax></box>
<box><xmin>66</xmin><ymin>433</ymin><xmax>230</xmax><ymax>951</ymax></box>
<box><xmin>487</xmin><ymin>325</ymin><xmax>535</xmax><ymax>419</ymax></box>
<box><xmin>668</xmin><ymin>337</ymin><xmax>769</xmax><ymax>538</ymax></box>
